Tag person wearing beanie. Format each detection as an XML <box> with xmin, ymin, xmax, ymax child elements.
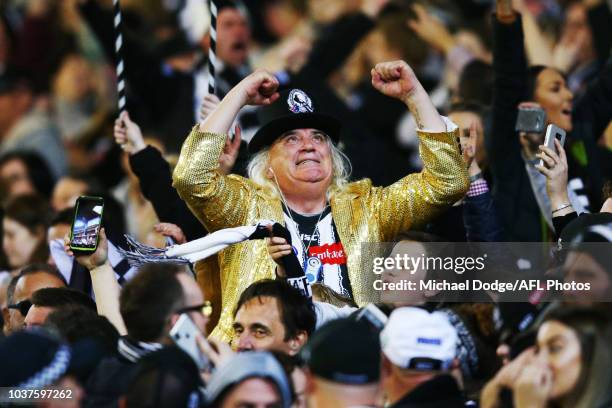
<box><xmin>0</xmin><ymin>328</ymin><xmax>96</xmax><ymax>405</ymax></box>
<box><xmin>206</xmin><ymin>351</ymin><xmax>292</xmax><ymax>408</ymax></box>
<box><xmin>301</xmin><ymin>318</ymin><xmax>381</xmax><ymax>407</ymax></box>
<box><xmin>173</xmin><ymin>60</ymin><xmax>469</xmax><ymax>341</ymax></box>
<box><xmin>380</xmin><ymin>307</ymin><xmax>466</xmax><ymax>408</ymax></box>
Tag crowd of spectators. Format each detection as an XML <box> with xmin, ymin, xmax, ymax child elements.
<box><xmin>0</xmin><ymin>0</ymin><xmax>612</xmax><ymax>406</ymax></box>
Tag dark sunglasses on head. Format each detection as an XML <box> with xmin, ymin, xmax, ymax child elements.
<box><xmin>7</xmin><ymin>299</ymin><xmax>32</xmax><ymax>317</ymax></box>
<box><xmin>176</xmin><ymin>301</ymin><xmax>212</xmax><ymax>317</ymax></box>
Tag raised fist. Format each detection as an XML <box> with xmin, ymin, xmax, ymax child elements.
<box><xmin>237</xmin><ymin>70</ymin><xmax>280</xmax><ymax>106</ymax></box>
<box><xmin>371</xmin><ymin>60</ymin><xmax>420</xmax><ymax>102</ymax></box>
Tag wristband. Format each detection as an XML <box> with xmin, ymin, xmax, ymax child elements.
<box><xmin>469</xmin><ymin>172</ymin><xmax>483</xmax><ymax>182</ymax></box>
<box><xmin>552</xmin><ymin>203</ymin><xmax>572</xmax><ymax>214</ymax></box>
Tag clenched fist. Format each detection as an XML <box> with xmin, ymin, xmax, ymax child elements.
<box><xmin>371</xmin><ymin>60</ymin><xmax>420</xmax><ymax>102</ymax></box>
<box><xmin>235</xmin><ymin>70</ymin><xmax>280</xmax><ymax>106</ymax></box>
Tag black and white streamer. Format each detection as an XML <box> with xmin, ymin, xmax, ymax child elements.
<box><xmin>118</xmin><ymin>221</ymin><xmax>276</xmax><ymax>267</ymax></box>
<box><xmin>208</xmin><ymin>0</ymin><xmax>218</xmax><ymax>95</ymax></box>
<box><xmin>113</xmin><ymin>0</ymin><xmax>127</xmax><ymax>112</ymax></box>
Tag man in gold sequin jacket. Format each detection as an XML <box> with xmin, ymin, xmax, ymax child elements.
<box><xmin>173</xmin><ymin>60</ymin><xmax>469</xmax><ymax>341</ymax></box>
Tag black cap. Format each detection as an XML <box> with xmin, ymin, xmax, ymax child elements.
<box><xmin>496</xmin><ymin>302</ymin><xmax>540</xmax><ymax>344</ymax></box>
<box><xmin>248</xmin><ymin>88</ymin><xmax>341</xmax><ymax>154</ymax></box>
<box><xmin>301</xmin><ymin>318</ymin><xmax>380</xmax><ymax>385</ymax></box>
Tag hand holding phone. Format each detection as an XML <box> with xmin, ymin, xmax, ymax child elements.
<box><xmin>69</xmin><ymin>196</ymin><xmax>105</xmax><ymax>255</ymax></box>
<box><xmin>170</xmin><ymin>314</ymin><xmax>212</xmax><ymax>371</ymax></box>
<box><xmin>539</xmin><ymin>125</ymin><xmax>566</xmax><ymax>168</ymax></box>
<box><xmin>66</xmin><ymin>229</ymin><xmax>109</xmax><ymax>271</ymax></box>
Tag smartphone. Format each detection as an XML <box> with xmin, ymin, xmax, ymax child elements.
<box><xmin>69</xmin><ymin>196</ymin><xmax>104</xmax><ymax>254</ymax></box>
<box><xmin>354</xmin><ymin>303</ymin><xmax>389</xmax><ymax>332</ymax></box>
<box><xmin>169</xmin><ymin>314</ymin><xmax>211</xmax><ymax>371</ymax></box>
<box><xmin>515</xmin><ymin>106</ymin><xmax>546</xmax><ymax>133</ymax></box>
<box><xmin>539</xmin><ymin>124</ymin><xmax>566</xmax><ymax>167</ymax></box>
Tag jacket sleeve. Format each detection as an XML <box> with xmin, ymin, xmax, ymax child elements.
<box><xmin>574</xmin><ymin>56</ymin><xmax>612</xmax><ymax>141</ymax></box>
<box><xmin>462</xmin><ymin>190</ymin><xmax>506</xmax><ymax>242</ymax></box>
<box><xmin>489</xmin><ymin>15</ymin><xmax>528</xmax><ymax>180</ymax></box>
<box><xmin>129</xmin><ymin>146</ymin><xmax>207</xmax><ymax>241</ymax></box>
<box><xmin>587</xmin><ymin>2</ymin><xmax>612</xmax><ymax>66</ymax></box>
<box><xmin>172</xmin><ymin>127</ymin><xmax>255</xmax><ymax>232</ymax></box>
<box><xmin>553</xmin><ymin>211</ymin><xmax>578</xmax><ymax>239</ymax></box>
<box><xmin>374</xmin><ymin>126</ymin><xmax>470</xmax><ymax>241</ymax></box>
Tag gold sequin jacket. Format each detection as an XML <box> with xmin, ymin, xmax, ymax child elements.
<box><xmin>173</xmin><ymin>125</ymin><xmax>469</xmax><ymax>341</ymax></box>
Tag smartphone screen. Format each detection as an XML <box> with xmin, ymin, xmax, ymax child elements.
<box><xmin>70</xmin><ymin>196</ymin><xmax>104</xmax><ymax>253</ymax></box>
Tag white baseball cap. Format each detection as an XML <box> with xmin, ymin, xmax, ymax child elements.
<box><xmin>380</xmin><ymin>307</ymin><xmax>458</xmax><ymax>371</ymax></box>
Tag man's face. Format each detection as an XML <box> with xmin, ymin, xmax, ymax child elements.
<box><xmin>268</xmin><ymin>129</ymin><xmax>333</xmax><ymax>196</ymax></box>
<box><xmin>175</xmin><ymin>273</ymin><xmax>209</xmax><ymax>335</ymax></box>
<box><xmin>216</xmin><ymin>8</ymin><xmax>250</xmax><ymax>68</ymax></box>
<box><xmin>4</xmin><ymin>272</ymin><xmax>65</xmax><ymax>334</ymax></box>
<box><xmin>232</xmin><ymin>296</ymin><xmax>292</xmax><ymax>354</ymax></box>
<box><xmin>24</xmin><ymin>305</ymin><xmax>54</xmax><ymax>328</ymax></box>
<box><xmin>220</xmin><ymin>377</ymin><xmax>282</xmax><ymax>408</ymax></box>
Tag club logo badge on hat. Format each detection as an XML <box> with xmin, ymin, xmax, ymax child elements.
<box><xmin>250</xmin><ymin>87</ymin><xmax>341</xmax><ymax>153</ymax></box>
<box><xmin>287</xmin><ymin>89</ymin><xmax>313</xmax><ymax>113</ymax></box>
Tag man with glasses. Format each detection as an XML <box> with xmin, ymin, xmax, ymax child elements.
<box><xmin>2</xmin><ymin>263</ymin><xmax>66</xmax><ymax>335</ymax></box>
<box><xmin>67</xmin><ymin>231</ymin><xmax>213</xmax><ymax>407</ymax></box>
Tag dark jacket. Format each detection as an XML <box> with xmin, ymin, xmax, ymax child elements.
<box><xmin>84</xmin><ymin>354</ymin><xmax>137</xmax><ymax>408</ymax></box>
<box><xmin>389</xmin><ymin>374</ymin><xmax>466</xmax><ymax>408</ymax></box>
<box><xmin>427</xmin><ymin>183</ymin><xmax>505</xmax><ymax>242</ymax></box>
<box><xmin>463</xmin><ymin>189</ymin><xmax>505</xmax><ymax>242</ymax></box>
<box><xmin>489</xmin><ymin>15</ymin><xmax>612</xmax><ymax>242</ymax></box>
<box><xmin>128</xmin><ymin>146</ymin><xmax>206</xmax><ymax>241</ymax></box>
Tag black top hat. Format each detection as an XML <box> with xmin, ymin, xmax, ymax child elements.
<box><xmin>248</xmin><ymin>88</ymin><xmax>341</xmax><ymax>154</ymax></box>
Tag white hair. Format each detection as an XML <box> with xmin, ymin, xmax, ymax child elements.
<box><xmin>247</xmin><ymin>137</ymin><xmax>351</xmax><ymax>200</ymax></box>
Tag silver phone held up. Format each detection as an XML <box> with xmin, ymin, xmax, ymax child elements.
<box><xmin>540</xmin><ymin>124</ymin><xmax>566</xmax><ymax>168</ymax></box>
<box><xmin>169</xmin><ymin>314</ymin><xmax>211</xmax><ymax>371</ymax></box>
